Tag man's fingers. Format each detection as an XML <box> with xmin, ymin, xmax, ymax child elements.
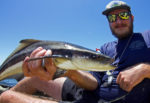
<box><xmin>22</xmin><ymin>56</ymin><xmax>32</xmax><ymax>77</ymax></box>
<box><xmin>44</xmin><ymin>49</ymin><xmax>57</xmax><ymax>79</ymax></box>
<box><xmin>28</xmin><ymin>47</ymin><xmax>43</xmax><ymax>70</ymax></box>
<box><xmin>116</xmin><ymin>72</ymin><xmax>121</xmax><ymax>84</ymax></box>
<box><xmin>34</xmin><ymin>49</ymin><xmax>47</xmax><ymax>67</ymax></box>
<box><xmin>28</xmin><ymin>49</ymin><xmax>46</xmax><ymax>70</ymax></box>
<box><xmin>44</xmin><ymin>49</ymin><xmax>53</xmax><ymax>69</ymax></box>
<box><xmin>30</xmin><ymin>47</ymin><xmax>43</xmax><ymax>58</ymax></box>
<box><xmin>116</xmin><ymin>72</ymin><xmax>132</xmax><ymax>92</ymax></box>
<box><xmin>116</xmin><ymin>72</ymin><xmax>126</xmax><ymax>90</ymax></box>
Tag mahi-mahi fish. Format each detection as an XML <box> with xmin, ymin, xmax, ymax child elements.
<box><xmin>0</xmin><ymin>39</ymin><xmax>115</xmax><ymax>80</ymax></box>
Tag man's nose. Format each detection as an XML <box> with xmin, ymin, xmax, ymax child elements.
<box><xmin>116</xmin><ymin>16</ymin><xmax>122</xmax><ymax>24</ymax></box>
<box><xmin>116</xmin><ymin>16</ymin><xmax>123</xmax><ymax>23</ymax></box>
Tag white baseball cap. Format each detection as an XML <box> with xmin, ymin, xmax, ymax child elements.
<box><xmin>102</xmin><ymin>0</ymin><xmax>131</xmax><ymax>15</ymax></box>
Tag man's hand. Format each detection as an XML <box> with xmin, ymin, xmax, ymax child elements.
<box><xmin>22</xmin><ymin>47</ymin><xmax>57</xmax><ymax>81</ymax></box>
<box><xmin>116</xmin><ymin>64</ymin><xmax>148</xmax><ymax>92</ymax></box>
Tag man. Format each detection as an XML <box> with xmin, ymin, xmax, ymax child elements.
<box><xmin>0</xmin><ymin>0</ymin><xmax>150</xmax><ymax>103</ymax></box>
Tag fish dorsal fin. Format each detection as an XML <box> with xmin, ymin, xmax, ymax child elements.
<box><xmin>20</xmin><ymin>39</ymin><xmax>41</xmax><ymax>44</ymax></box>
<box><xmin>2</xmin><ymin>39</ymin><xmax>41</xmax><ymax>64</ymax></box>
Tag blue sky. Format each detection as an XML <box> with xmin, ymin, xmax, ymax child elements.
<box><xmin>0</xmin><ymin>0</ymin><xmax>150</xmax><ymax>65</ymax></box>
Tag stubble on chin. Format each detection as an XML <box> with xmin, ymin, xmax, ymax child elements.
<box><xmin>110</xmin><ymin>22</ymin><xmax>133</xmax><ymax>40</ymax></box>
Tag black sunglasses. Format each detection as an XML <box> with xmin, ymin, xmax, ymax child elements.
<box><xmin>107</xmin><ymin>12</ymin><xmax>131</xmax><ymax>23</ymax></box>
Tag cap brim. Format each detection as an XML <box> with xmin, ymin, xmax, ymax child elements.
<box><xmin>102</xmin><ymin>6</ymin><xmax>130</xmax><ymax>15</ymax></box>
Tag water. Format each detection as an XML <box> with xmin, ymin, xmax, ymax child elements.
<box><xmin>0</xmin><ymin>78</ymin><xmax>18</xmax><ymax>87</ymax></box>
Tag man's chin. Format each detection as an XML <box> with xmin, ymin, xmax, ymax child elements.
<box><xmin>114</xmin><ymin>33</ymin><xmax>131</xmax><ymax>39</ymax></box>
<box><xmin>113</xmin><ymin>28</ymin><xmax>131</xmax><ymax>39</ymax></box>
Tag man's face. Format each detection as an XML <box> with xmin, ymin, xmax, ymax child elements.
<box><xmin>108</xmin><ymin>9</ymin><xmax>133</xmax><ymax>40</ymax></box>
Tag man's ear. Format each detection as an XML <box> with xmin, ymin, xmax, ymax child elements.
<box><xmin>131</xmin><ymin>15</ymin><xmax>134</xmax><ymax>21</ymax></box>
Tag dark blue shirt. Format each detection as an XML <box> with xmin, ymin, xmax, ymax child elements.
<box><xmin>90</xmin><ymin>30</ymin><xmax>150</xmax><ymax>103</ymax></box>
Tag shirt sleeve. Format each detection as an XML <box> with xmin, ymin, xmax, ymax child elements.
<box><xmin>100</xmin><ymin>42</ymin><xmax>117</xmax><ymax>58</ymax></box>
<box><xmin>142</xmin><ymin>30</ymin><xmax>150</xmax><ymax>48</ymax></box>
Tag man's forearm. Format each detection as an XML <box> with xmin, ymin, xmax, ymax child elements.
<box><xmin>10</xmin><ymin>77</ymin><xmax>37</xmax><ymax>94</ymax></box>
<box><xmin>65</xmin><ymin>70</ymin><xmax>98</xmax><ymax>90</ymax></box>
<box><xmin>139</xmin><ymin>63</ymin><xmax>150</xmax><ymax>79</ymax></box>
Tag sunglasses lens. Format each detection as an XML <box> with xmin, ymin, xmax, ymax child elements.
<box><xmin>108</xmin><ymin>15</ymin><xmax>116</xmax><ymax>22</ymax></box>
<box><xmin>107</xmin><ymin>12</ymin><xmax>131</xmax><ymax>23</ymax></box>
<box><xmin>119</xmin><ymin>12</ymin><xmax>130</xmax><ymax>20</ymax></box>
